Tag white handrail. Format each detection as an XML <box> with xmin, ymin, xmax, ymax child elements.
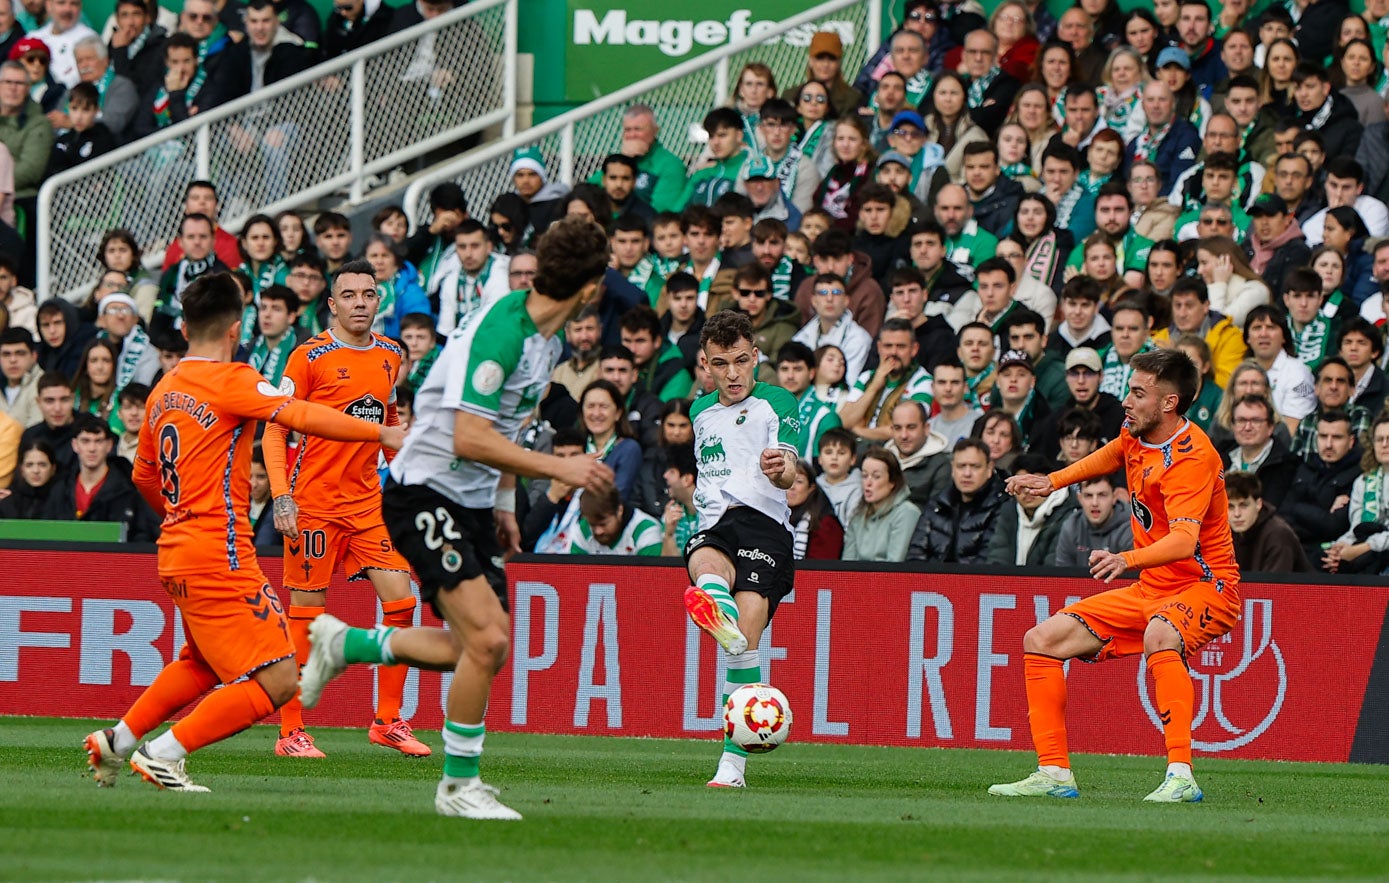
<box><xmin>37</xmin><ymin>0</ymin><xmax>515</xmax><ymax>300</ymax></box>
<box><xmin>405</xmin><ymin>0</ymin><xmax>880</xmax><ymax>225</ymax></box>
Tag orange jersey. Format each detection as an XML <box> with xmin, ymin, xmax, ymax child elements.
<box><xmin>135</xmin><ymin>359</ymin><xmax>302</xmax><ymax>576</ymax></box>
<box><xmin>274</xmin><ymin>331</ymin><xmax>402</xmax><ymax>517</ymax></box>
<box><xmin>1051</xmin><ymin>420</ymin><xmax>1239</xmax><ymax>595</ymax></box>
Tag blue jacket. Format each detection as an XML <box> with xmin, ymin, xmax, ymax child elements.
<box><xmin>1126</xmin><ymin>119</ymin><xmax>1201</xmax><ymax>198</ymax></box>
<box><xmin>378</xmin><ymin>265</ymin><xmax>430</xmax><ymax>340</ymax></box>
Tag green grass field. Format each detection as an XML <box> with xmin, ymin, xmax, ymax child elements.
<box><xmin>3</xmin><ymin>717</ymin><xmax>1388</xmax><ymax>881</ymax></box>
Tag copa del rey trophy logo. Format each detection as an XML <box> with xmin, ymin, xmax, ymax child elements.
<box><xmin>1137</xmin><ymin>598</ymin><xmax>1287</xmax><ymax>751</ymax></box>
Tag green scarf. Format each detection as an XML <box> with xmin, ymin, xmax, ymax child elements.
<box><xmin>1001</xmin><ymin>161</ymin><xmax>1032</xmax><ymax>178</ymax></box>
<box><xmin>407</xmin><ymin>345</ymin><xmax>439</xmax><ymax>392</ymax></box>
<box><xmin>94</xmin><ymin>66</ymin><xmax>115</xmax><ymax>106</ymax></box>
<box><xmin>1293</xmin><ymin>292</ymin><xmax>1343</xmax><ymax>367</ymax></box>
<box><xmin>965</xmin><ymin>362</ymin><xmax>994</xmax><ymax>408</ymax></box>
<box><xmin>153</xmin><ymin>66</ymin><xmax>207</xmax><ymax>128</ymax></box>
<box><xmin>417</xmin><ymin>236</ymin><xmax>448</xmax><ymax>289</ymax></box>
<box><xmin>250</xmin><ymin>334</ymin><xmax>296</xmax><ymax>386</ymax></box>
<box><xmin>967</xmin><ymin>67</ymin><xmax>1001</xmax><ymax>109</ymax></box>
<box><xmin>373</xmin><ymin>275</ymin><xmax>397</xmax><ymax>334</ymax></box>
<box><xmin>799</xmin><ymin>120</ymin><xmax>826</xmax><ymax>158</ymax></box>
<box><xmin>771</xmin><ymin>254</ymin><xmax>794</xmax><ymax>300</ymax></box>
<box><xmin>1100</xmin><ymin>340</ymin><xmax>1156</xmax><ymax>398</ymax></box>
<box><xmin>197</xmin><ymin>22</ymin><xmax>229</xmax><ymax>62</ymax></box>
<box><xmin>238</xmin><ymin>303</ymin><xmax>256</xmax><ymax>347</ymax></box>
<box><xmin>114</xmin><ymin>325</ymin><xmax>149</xmax><ymax>391</ymax></box>
<box><xmin>1363</xmin><ymin>468</ymin><xmax>1384</xmax><ymax>523</ymax></box>
<box><xmin>251</xmin><ymin>256</ymin><xmax>286</xmax><ymax>295</ymax></box>
<box><xmin>449</xmin><ymin>254</ymin><xmax>495</xmax><ymax>327</ymax></box>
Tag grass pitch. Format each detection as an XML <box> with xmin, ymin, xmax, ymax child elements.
<box><xmin>2</xmin><ymin>717</ymin><xmax>1388</xmax><ymax>881</ymax></box>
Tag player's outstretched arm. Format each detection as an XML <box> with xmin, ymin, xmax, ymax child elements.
<box><xmin>1046</xmin><ymin>437</ymin><xmax>1124</xmax><ymax>491</ymax></box>
<box><xmin>274</xmin><ymin>399</ymin><xmax>404</xmax><ymax>450</ymax></box>
<box><xmin>455</xmin><ymin>412</ymin><xmax>613</xmax><ymax>492</ymax></box>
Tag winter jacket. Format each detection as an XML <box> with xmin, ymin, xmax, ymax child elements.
<box><xmin>1223</xmin><ymin>436</ymin><xmax>1301</xmax><ymax>510</ymax></box>
<box><xmin>40</xmin><ymin>464</ymin><xmax>159</xmax><ymax>541</ymax></box>
<box><xmin>843</xmin><ymin>487</ymin><xmax>921</xmax><ymax>563</ymax></box>
<box><xmin>1294</xmin><ymin>91</ymin><xmax>1363</xmax><ymax>164</ymax></box>
<box><xmin>1232</xmin><ymin>503</ymin><xmax>1313</xmax><ymax>574</ymax></box>
<box><xmin>887</xmin><ymin>433</ymin><xmax>951</xmax><ymax>508</ymax></box>
<box><xmin>679</xmin><ymin>151</ymin><xmax>748</xmax><ymax>209</ymax></box>
<box><xmin>35</xmin><ymin>298</ymin><xmax>96</xmax><ymax>381</ymax></box>
<box><xmin>2</xmin><ymin>284</ymin><xmax>35</xmax><ymax>337</ymax></box>
<box><xmin>660</xmin><ymin>307</ymin><xmax>704</xmax><ymax>371</ymax></box>
<box><xmin>1245</xmin><ymin>223</ymin><xmax>1310</xmax><ymax>299</ymax></box>
<box><xmin>970</xmin><ymin>176</ymin><xmax>1025</xmax><ymax>238</ymax></box>
<box><xmin>792</xmin><ymin>251</ymin><xmax>886</xmax><ymax>337</ymax></box>
<box><xmin>1296</xmin><ymin>0</ymin><xmax>1350</xmax><ymax>72</ymax></box>
<box><xmin>0</xmin><ymin>97</ymin><xmax>54</xmax><ymax>198</ymax></box>
<box><xmin>1052</xmin><ymin>498</ymin><xmax>1134</xmax><ymax>568</ymax></box>
<box><xmin>907</xmin><ymin>473</ymin><xmax>1010</xmax><ymax>563</ymax></box>
<box><xmin>633</xmin><ymin>342</ymin><xmax>694</xmax><ymax>402</ymax></box>
<box><xmin>985</xmin><ymin>486</ymin><xmax>1078</xmax><ymax>566</ymax></box>
<box><xmin>966</xmin><ymin>70</ymin><xmax>1021</xmax><ymax>138</ymax></box>
<box><xmin>0</xmin><ymin>474</ymin><xmax>54</xmax><ymax>518</ymax></box>
<box><xmin>1280</xmin><ymin>446</ymin><xmax>1363</xmax><ymax>562</ymax></box>
<box><xmin>1125</xmin><ymin>118</ymin><xmax>1201</xmax><ymax>198</ymax></box>
<box><xmin>1150</xmin><ymin>315</ymin><xmax>1246</xmax><ymax>387</ymax></box>
<box><xmin>322</xmin><ymin>0</ymin><xmax>397</xmax><ymax>60</ymax></box>
<box><xmin>853</xmin><ymin>230</ymin><xmax>909</xmax><ymax>293</ymax></box>
<box><xmin>0</xmin><ymin>363</ymin><xmax>42</xmax><ymax>428</ymax></box>
<box><xmin>1357</xmin><ymin>121</ymin><xmax>1389</xmax><ymax>206</ymax></box>
<box><xmin>1207</xmin><ymin>273</ymin><xmax>1271</xmax><ymax>329</ymax></box>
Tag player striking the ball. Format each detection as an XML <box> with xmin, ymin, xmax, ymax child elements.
<box><xmin>263</xmin><ymin>259</ymin><xmax>429</xmax><ymax>759</ymax></box>
<box><xmin>296</xmin><ymin>218</ymin><xmax>614</xmax><ymax>820</ymax></box>
<box><xmin>83</xmin><ymin>273</ymin><xmax>402</xmax><ymax>791</ymax></box>
<box><xmin>683</xmin><ymin>309</ymin><xmax>801</xmax><ymax>788</ymax></box>
<box><xmin>990</xmin><ymin>348</ymin><xmax>1240</xmax><ymax>803</ymax></box>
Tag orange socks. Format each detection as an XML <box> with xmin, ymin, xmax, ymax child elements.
<box><xmin>375</xmin><ymin>597</ymin><xmax>417</xmax><ymax>722</ymax></box>
<box><xmin>277</xmin><ymin>604</ymin><xmax>323</xmax><ymax>736</ymax></box>
<box><xmin>1147</xmin><ymin>649</ymin><xmax>1194</xmax><ymax>766</ymax></box>
<box><xmin>122</xmin><ymin>648</ymin><xmax>221</xmax><ymax>739</ymax></box>
<box><xmin>1024</xmin><ymin>653</ymin><xmax>1070</xmax><ymax>769</ymax></box>
<box><xmin>171</xmin><ymin>679</ymin><xmax>276</xmax><ymax>753</ymax></box>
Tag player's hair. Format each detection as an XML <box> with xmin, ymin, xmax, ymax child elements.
<box><xmin>331</xmin><ymin>259</ymin><xmax>377</xmax><ymax>294</ymax></box>
<box><xmin>1129</xmin><ymin>348</ymin><xmax>1199</xmax><ymax>413</ymax></box>
<box><xmin>776</xmin><ymin>340</ymin><xmax>816</xmax><ymax>367</ymax></box>
<box><xmin>666</xmin><ymin>442</ymin><xmax>697</xmax><ymax>478</ymax></box>
<box><xmin>118</xmin><ymin>381</ymin><xmax>151</xmax><ymax>408</ymax></box>
<box><xmin>399</xmin><ymin>312</ymin><xmax>435</xmax><ymax>334</ymax></box>
<box><xmin>579</xmin><ymin>483</ymin><xmax>623</xmax><ymax>520</ymax></box>
<box><xmin>818</xmin><ymin>426</ymin><xmax>857</xmax><ymax>455</ymax></box>
<box><xmin>258</xmin><ymin>283</ymin><xmax>298</xmax><ymax>313</ymax></box>
<box><xmin>619</xmin><ymin>305</ymin><xmax>662</xmax><ymax>339</ymax></box>
<box><xmin>859</xmin><ymin>446</ymin><xmax>906</xmax><ymax>517</ymax></box>
<box><xmin>752</xmin><ymin>218</ymin><xmax>788</xmax><ymax>243</ymax></box>
<box><xmin>664</xmin><ymin>271</ymin><xmax>699</xmax><ymax>297</ymax></box>
<box><xmin>181</xmin><ymin>272</ymin><xmax>245</xmax><ymax>342</ymax></box>
<box><xmin>700</xmin><ymin>309</ymin><xmax>755</xmax><ymax>352</ymax></box>
<box><xmin>552</xmin><ymin>425</ymin><xmax>587</xmax><ymax>449</ymax></box>
<box><xmin>534</xmin><ymin>217</ymin><xmax>610</xmax><ymax>301</ymax></box>
<box><xmin>579</xmin><ymin>379</ymin><xmax>636</xmax><ymax>440</ymax></box>
<box><xmin>1223</xmin><ymin>470</ymin><xmax>1262</xmax><ymax>501</ymax></box>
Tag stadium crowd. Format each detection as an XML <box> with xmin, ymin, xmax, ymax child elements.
<box><xmin>3</xmin><ymin>0</ymin><xmax>1389</xmax><ymax>576</ymax></box>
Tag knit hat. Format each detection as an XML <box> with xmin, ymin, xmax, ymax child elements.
<box><xmin>98</xmin><ymin>292</ymin><xmax>138</xmax><ymax>315</ymax></box>
<box><xmin>745</xmin><ymin>156</ymin><xmax>777</xmax><ymax>180</ymax></box>
<box><xmin>509</xmin><ymin>146</ymin><xmax>548</xmax><ymax>182</ymax></box>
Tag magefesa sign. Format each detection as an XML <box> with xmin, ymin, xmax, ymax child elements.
<box><xmin>2</xmin><ymin>551</ymin><xmax>1387</xmax><ymax>764</ymax></box>
<box><xmin>566</xmin><ymin>2</ymin><xmax>857</xmax><ymax>99</ymax></box>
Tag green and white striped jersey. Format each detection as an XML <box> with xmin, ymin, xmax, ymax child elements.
<box><xmin>391</xmin><ymin>290</ymin><xmax>560</xmax><ymax>508</ymax></box>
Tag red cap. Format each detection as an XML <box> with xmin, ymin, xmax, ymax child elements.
<box><xmin>8</xmin><ymin>36</ymin><xmax>50</xmax><ymax>62</ymax></box>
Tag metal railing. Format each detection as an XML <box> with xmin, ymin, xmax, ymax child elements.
<box><xmin>37</xmin><ymin>0</ymin><xmax>518</xmax><ymax>302</ymax></box>
<box><xmin>404</xmin><ymin>0</ymin><xmax>879</xmax><ymax>228</ymax></box>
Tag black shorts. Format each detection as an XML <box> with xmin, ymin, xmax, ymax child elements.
<box><xmin>683</xmin><ymin>507</ymin><xmax>795</xmax><ymax>617</ymax></box>
<box><xmin>381</xmin><ymin>480</ymin><xmax>507</xmax><ymax>615</ymax></box>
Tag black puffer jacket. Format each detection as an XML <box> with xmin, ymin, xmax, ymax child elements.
<box><xmin>40</xmin><ymin>465</ymin><xmax>160</xmax><ymax>542</ymax></box>
<box><xmin>1280</xmin><ymin>445</ymin><xmax>1362</xmax><ymax>565</ymax></box>
<box><xmin>907</xmin><ymin>473</ymin><xmax>1010</xmax><ymax>563</ymax></box>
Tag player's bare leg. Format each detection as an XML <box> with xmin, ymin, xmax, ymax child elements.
<box><xmin>363</xmin><ymin>568</ymin><xmax>431</xmax><ymax>756</ymax></box>
<box><xmin>1141</xmin><ymin>617</ymin><xmax>1203</xmax><ymax>803</ymax></box>
<box><xmin>989</xmin><ymin>614</ymin><xmax>1103</xmax><ymax>799</ymax></box>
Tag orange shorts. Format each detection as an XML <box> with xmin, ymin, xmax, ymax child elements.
<box><xmin>1062</xmin><ymin>579</ymin><xmax>1242</xmax><ymax>662</ymax></box>
<box><xmin>282</xmin><ymin>511</ymin><xmax>411</xmax><ymax>592</ymax></box>
<box><xmin>162</xmin><ymin>570</ymin><xmax>294</xmax><ymax>683</ymax></box>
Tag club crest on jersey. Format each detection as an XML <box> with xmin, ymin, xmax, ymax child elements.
<box><xmin>472</xmin><ymin>360</ymin><xmax>504</xmax><ymax>396</ymax></box>
<box><xmin>344</xmin><ymin>394</ymin><xmax>386</xmax><ymax>423</ymax></box>
<box><xmin>277</xmin><ymin>376</ymin><xmax>295</xmax><ymax>396</ymax></box>
<box><xmin>1132</xmin><ymin>496</ymin><xmax>1154</xmax><ymax>531</ymax></box>
<box><xmin>736</xmin><ymin>409</ymin><xmax>748</xmax><ymax>425</ymax></box>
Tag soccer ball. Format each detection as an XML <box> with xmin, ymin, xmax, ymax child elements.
<box><xmin>724</xmin><ymin>684</ymin><xmax>792</xmax><ymax>753</ymax></box>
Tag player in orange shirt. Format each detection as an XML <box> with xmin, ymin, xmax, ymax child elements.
<box><xmin>262</xmin><ymin>259</ymin><xmax>429</xmax><ymax>758</ymax></box>
<box><xmin>81</xmin><ymin>273</ymin><xmax>403</xmax><ymax>792</ymax></box>
<box><xmin>990</xmin><ymin>348</ymin><xmax>1241</xmax><ymax>803</ymax></box>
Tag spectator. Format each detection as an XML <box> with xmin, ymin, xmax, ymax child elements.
<box><xmin>843</xmin><ymin>445</ymin><xmax>921</xmax><ymax>562</ymax></box>
<box><xmin>1173</xmin><ymin>334</ymin><xmax>1223</xmax><ymax>431</ymax></box>
<box><xmin>680</xmin><ymin>107</ymin><xmax>749</xmax><ymax>209</ymax></box>
<box><xmin>30</xmin><ymin>0</ymin><xmax>94</xmax><ymax>88</ymax></box>
<box><xmin>51</xmin><ymin>35</ymin><xmax>137</xmax><ymax>138</ymax></box>
<box><xmin>46</xmin><ymin>81</ymin><xmax>113</xmax><ymax>175</ymax></box>
<box><xmin>1046</xmin><ymin>276</ymin><xmax>1111</xmax><ymax>358</ymax></box>
<box><xmin>322</xmin><ymin>0</ymin><xmax>396</xmax><ymax>61</ymax></box>
<box><xmin>906</xmin><ymin>221</ymin><xmax>973</xmax><ymax>329</ymax></box>
<box><xmin>786</xmin><ymin>457</ymin><xmax>845</xmax><ymax>560</ymax></box>
<box><xmin>814</xmin><ymin>426</ymin><xmax>861</xmax><ymax>525</ymax></box>
<box><xmin>403</xmin><ymin>182</ymin><xmax>467</xmax><ymax>293</ymax></box>
<box><xmin>1290</xmin><ymin>61</ymin><xmax>1362</xmax><ymax>163</ymax></box>
<box><xmin>71</xmin><ymin>337</ymin><xmax>118</xmax><ymax>423</ymax></box>
<box><xmin>813</xmin><ymin>116</ymin><xmax>874</xmax><ymax>231</ymax></box>
<box><xmin>744</xmin><ymin>98</ymin><xmax>819</xmax><ymax>215</ymax></box>
<box><xmin>1245</xmin><ymin>304</ymin><xmax>1316</xmax><ymax>434</ymax></box>
<box><xmin>362</xmin><ymin>234</ymin><xmax>428</xmax><ymax>340</ymax></box>
<box><xmin>397</xmin><ymin>311</ymin><xmax>438</xmax><ymax>394</ymax></box>
<box><xmin>1195</xmin><ymin>235</ymin><xmax>1271</xmax><ymax>329</ymax></box>
<box><xmin>1056</xmin><ymin>8</ymin><xmax>1108</xmax><ymax>84</ymax></box>
<box><xmin>1323</xmin><ymin>413</ymin><xmax>1389</xmax><ymax>574</ymax></box>
<box><xmin>10</xmin><ymin>35</ymin><xmax>63</xmax><ymax>115</ymax></box>
<box><xmin>775</xmin><ymin>341</ymin><xmax>841</xmax><ymax>461</ymax></box>
<box><xmin>885</xmin><ymin>265</ymin><xmax>955</xmax><ymax>371</ymax></box>
<box><xmin>1126</xmin><ymin>81</ymin><xmax>1201</xmax><ymax>197</ymax></box>
<box><xmin>960</xmin><ymin>29</ymin><xmax>1022</xmax><ymax>138</ymax></box>
<box><xmin>1340</xmin><ymin>318</ymin><xmax>1388</xmax><ymax>418</ymax></box>
<box><xmin>237</xmin><ymin>214</ymin><xmax>287</xmax><ymax>298</ymax></box>
<box><xmin>653</xmin><ymin>439</ymin><xmax>701</xmax><ymax>556</ymax></box>
<box><xmin>927</xmin><ymin>357</ymin><xmax>982</xmax><ymax>446</ymax></box>
<box><xmin>636</xmin><ymin>399</ymin><xmax>691</xmax><ymax>525</ymax></box>
<box><xmin>962</xmin><ymin>141</ymin><xmax>1024</xmax><ymax>239</ymax></box>
<box><xmin>41</xmin><ymin>414</ymin><xmax>156</xmax><ymax>539</ymax></box>
<box><xmin>726</xmin><ymin>263</ymin><xmax>797</xmax><ymax>385</ymax></box>
<box><xmin>1098</xmin><ymin>299</ymin><xmax>1156</xmax><ymax>399</ymax></box>
<box><xmin>0</xmin><ymin>326</ymin><xmax>39</xmax><ymax>426</ymax></box>
<box><xmin>1053</xmin><ymin>473</ymin><xmax>1133</xmax><ymax>567</ymax></box>
<box><xmin>935</xmin><ymin>181</ymin><xmax>996</xmax><ymax>281</ymax></box>
<box><xmin>908</xmin><ymin>437</ymin><xmax>1009</xmax><ymax>562</ymax></box>
<box><xmin>152</xmin><ymin>214</ymin><xmax>230</xmax><ymax>342</ymax></box>
<box><xmin>791</xmin><ymin>271</ymin><xmax>873</xmax><ymax>382</ymax></box>
<box><xmin>1245</xmin><ymin>194</ymin><xmax>1311</xmax><ymax>299</ymax></box>
<box><xmin>112</xmin><ymin>381</ymin><xmax>146</xmax><ymax>463</ymax></box>
<box><xmin>986</xmin><ymin>451</ymin><xmax>1077</xmax><ymax>565</ymax></box>
<box><xmin>784</xmin><ymin>30</ymin><xmax>860</xmax><ymax>119</ymax></box>
<box><xmin>1000</xmin><ymin>307</ymin><xmax>1067</xmax><ymax>409</ymax></box>
<box><xmin>599</xmin><ymin>154</ymin><xmax>654</xmax><ymax>225</ymax></box>
<box><xmin>1151</xmin><ymin>277</ymin><xmax>1244</xmax><ymax>386</ymax></box>
<box><xmin>1005</xmin><ymin>194</ymin><xmax>1070</xmax><ymax>298</ymax></box>
<box><xmin>566</xmin><ymin>484</ymin><xmax>661</xmax><ymax>556</ymax></box>
<box><xmin>839</xmin><ymin>318</ymin><xmax>933</xmax><ymax>442</ymax></box>
<box><xmin>107</xmin><ymin>0</ymin><xmax>168</xmax><ymax>97</ymax></box>
<box><xmin>1225</xmin><ymin>470</ymin><xmax>1311</xmax><ymax>573</ymax></box>
<box><xmin>957</xmin><ymin>320</ymin><xmax>997</xmax><ymax>406</ymax></box>
<box><xmin>593</xmin><ymin>104</ymin><xmax>687</xmax><ymax>213</ymax></box>
<box><xmin>658</xmin><ymin>271</ymin><xmax>704</xmax><ymax>370</ymax></box>
<box><xmin>247</xmin><ymin>442</ymin><xmax>280</xmax><ymax>548</ymax></box>
<box><xmin>794</xmin><ymin>229</ymin><xmax>886</xmax><ymax>338</ymax></box>
<box><xmin>579</xmin><ymin>378</ymin><xmax>641</xmax><ymax>505</ymax></box>
<box><xmin>34</xmin><ymin>297</ymin><xmax>91</xmax><ymax>379</ymax></box>
<box><xmin>884</xmin><ymin>399</ymin><xmax>951</xmax><ymax>507</ymax></box>
<box><xmin>160</xmin><ymin>181</ymin><xmax>242</xmax><ymax>271</ymax></box>
<box><xmin>973</xmin><ymin>409</ymin><xmax>1023</xmax><ymax>473</ymax></box>
<box><xmin>430</xmin><ymin>219</ymin><xmax>510</xmax><ymax>335</ymax></box>
<box><xmin>285</xmin><ymin>251</ymin><xmax>329</xmax><ymax>337</ymax></box>
<box><xmin>597</xmin><ymin>345</ymin><xmax>661</xmax><ymax>450</ymax></box>
<box><xmin>1051</xmin><ymin>406</ymin><xmax>1106</xmax><ymax>467</ymax></box>
<box><xmin>93</xmin><ymin>291</ymin><xmax>156</xmax><ymax>390</ymax></box>
<box><xmin>620</xmin><ymin>305</ymin><xmax>693</xmax><ymax>402</ymax></box>
<box><xmin>1289</xmin><ymin>356</ymin><xmax>1370</xmax><ymax>463</ymax></box>
<box><xmin>0</xmin><ymin>58</ymin><xmax>52</xmax><ymax>219</ymax></box>
<box><xmin>751</xmin><ymin>218</ymin><xmax>805</xmax><ymax>302</ymax></box>
<box><xmin>508</xmin><ymin>146</ymin><xmax>569</xmax><ymax>245</ymax></box>
<box><xmin>313</xmin><ymin>211</ymin><xmax>356</xmax><ymax>283</ymax></box>
<box><xmin>852</xmin><ymin>183</ymin><xmax>907</xmax><ymax>290</ymax></box>
<box><xmin>991</xmin><ymin>347</ymin><xmax>1051</xmax><ymax>445</ymax></box>
<box><xmin>1281</xmin><ymin>408</ymin><xmax>1362</xmax><ymax>567</ymax></box>
<box><xmin>793</xmin><ymin>80</ymin><xmax>836</xmax><ymax>177</ymax></box>
<box><xmin>0</xmin><ymin>437</ymin><xmax>55</xmax><ymax>517</ymax></box>
<box><xmin>523</xmin><ymin>426</ymin><xmax>586</xmax><ymax>554</ymax></box>
<box><xmin>0</xmin><ymin>0</ymin><xmax>21</xmax><ymax>64</ymax></box>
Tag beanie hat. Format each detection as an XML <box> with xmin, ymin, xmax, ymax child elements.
<box><xmin>509</xmin><ymin>146</ymin><xmax>548</xmax><ymax>183</ymax></box>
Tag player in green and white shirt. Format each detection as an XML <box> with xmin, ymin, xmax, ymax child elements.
<box><xmin>566</xmin><ymin>487</ymin><xmax>662</xmax><ymax>556</ymax></box>
<box><xmin>297</xmin><ymin>218</ymin><xmax>615</xmax><ymax>822</ymax></box>
<box><xmin>682</xmin><ymin>310</ymin><xmax>800</xmax><ymax>789</ymax></box>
